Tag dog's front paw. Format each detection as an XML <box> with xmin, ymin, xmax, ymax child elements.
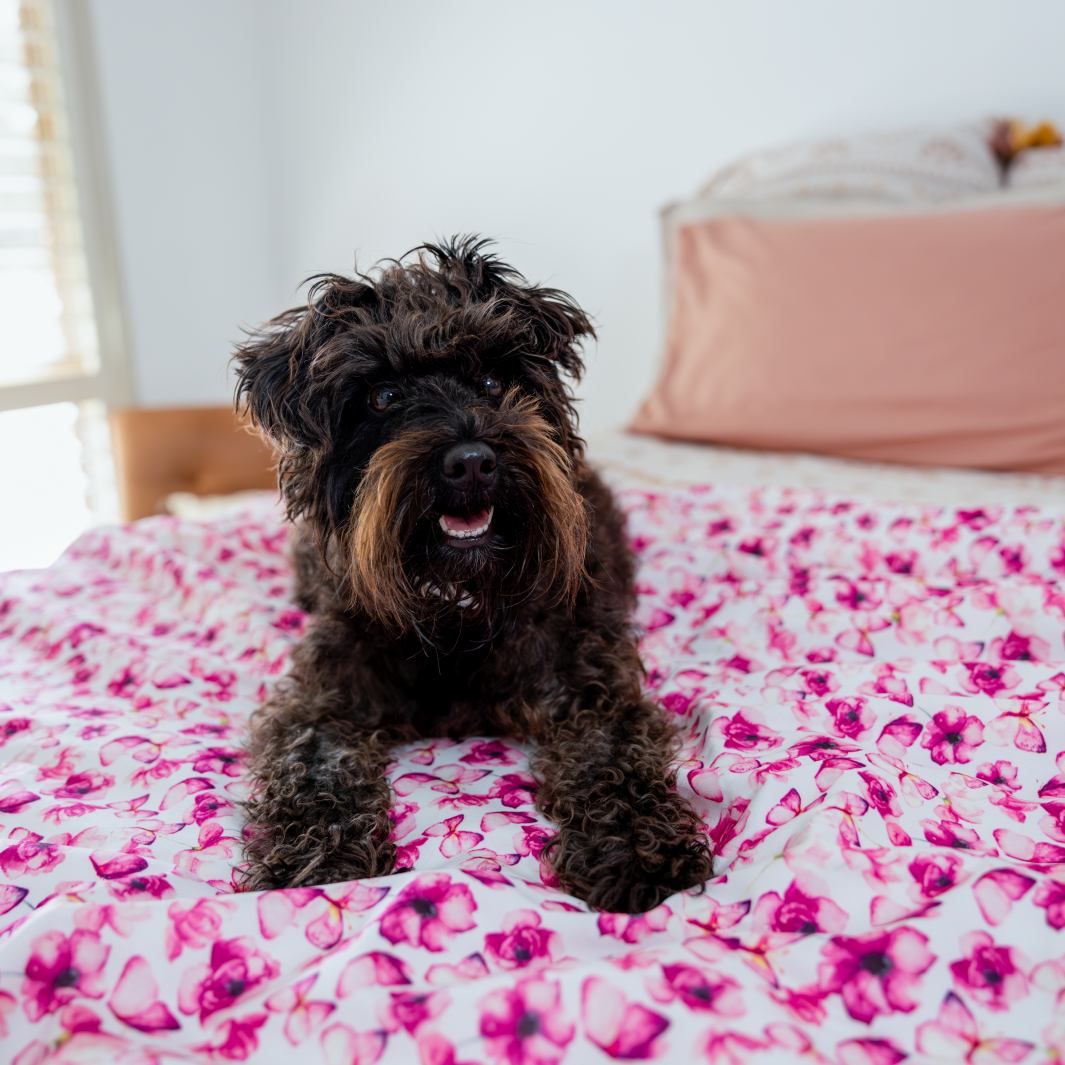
<box><xmin>546</xmin><ymin>827</ymin><xmax>713</xmax><ymax>913</ymax></box>
<box><xmin>239</xmin><ymin>809</ymin><xmax>396</xmax><ymax>891</ymax></box>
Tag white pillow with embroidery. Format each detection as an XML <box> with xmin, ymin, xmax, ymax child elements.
<box><xmin>699</xmin><ymin>123</ymin><xmax>1001</xmax><ymax>202</ymax></box>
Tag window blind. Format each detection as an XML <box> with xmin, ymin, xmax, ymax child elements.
<box><xmin>0</xmin><ymin>0</ymin><xmax>98</xmax><ymax>389</ymax></box>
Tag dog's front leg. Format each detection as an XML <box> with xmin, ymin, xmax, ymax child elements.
<box><xmin>240</xmin><ymin>681</ymin><xmax>396</xmax><ymax>891</ymax></box>
<box><xmin>532</xmin><ymin>697</ymin><xmax>712</xmax><ymax>913</ymax></box>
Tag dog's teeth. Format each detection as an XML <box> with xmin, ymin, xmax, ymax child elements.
<box><xmin>439</xmin><ymin>507</ymin><xmax>494</xmax><ymax>539</ymax></box>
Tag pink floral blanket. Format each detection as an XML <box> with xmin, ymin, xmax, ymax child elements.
<box><xmin>1</xmin><ymin>482</ymin><xmax>1063</xmax><ymax>1064</ymax></box>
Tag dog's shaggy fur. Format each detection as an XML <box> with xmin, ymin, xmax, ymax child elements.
<box><xmin>233</xmin><ymin>237</ymin><xmax>712</xmax><ymax>912</ymax></box>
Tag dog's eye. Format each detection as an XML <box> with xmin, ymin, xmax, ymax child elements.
<box><xmin>480</xmin><ymin>375</ymin><xmax>503</xmax><ymax>398</ymax></box>
<box><xmin>369</xmin><ymin>384</ymin><xmax>401</xmax><ymax>412</ymax></box>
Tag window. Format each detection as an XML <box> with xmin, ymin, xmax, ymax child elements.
<box><xmin>0</xmin><ymin>0</ymin><xmax>128</xmax><ymax>570</ymax></box>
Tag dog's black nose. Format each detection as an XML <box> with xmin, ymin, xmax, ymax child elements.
<box><xmin>442</xmin><ymin>442</ymin><xmax>497</xmax><ymax>489</ymax></box>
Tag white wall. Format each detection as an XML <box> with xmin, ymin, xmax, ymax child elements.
<box><xmin>88</xmin><ymin>0</ymin><xmax>1065</xmax><ymax>433</ymax></box>
<box><xmin>87</xmin><ymin>1</ymin><xmax>289</xmax><ymax>406</ymax></box>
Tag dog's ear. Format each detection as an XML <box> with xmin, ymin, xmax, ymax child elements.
<box><xmin>425</xmin><ymin>236</ymin><xmax>595</xmax><ymax>381</ymax></box>
<box><xmin>505</xmin><ymin>280</ymin><xmax>594</xmax><ymax>382</ymax></box>
<box><xmin>233</xmin><ymin>276</ymin><xmax>377</xmax><ymax>447</ymax></box>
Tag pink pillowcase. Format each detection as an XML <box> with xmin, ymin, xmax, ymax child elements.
<box><xmin>631</xmin><ymin>193</ymin><xmax>1065</xmax><ymax>473</ymax></box>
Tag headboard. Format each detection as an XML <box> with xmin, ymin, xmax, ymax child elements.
<box><xmin>109</xmin><ymin>406</ymin><xmax>278</xmax><ymax>521</ymax></box>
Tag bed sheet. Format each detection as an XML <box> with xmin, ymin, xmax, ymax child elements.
<box><xmin>2</xmin><ymin>442</ymin><xmax>1064</xmax><ymax>1063</ymax></box>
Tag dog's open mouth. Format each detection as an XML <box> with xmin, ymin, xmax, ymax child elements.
<box><xmin>438</xmin><ymin>506</ymin><xmax>494</xmax><ymax>545</ymax></box>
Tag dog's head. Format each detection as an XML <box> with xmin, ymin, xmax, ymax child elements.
<box><xmin>234</xmin><ymin>236</ymin><xmax>594</xmax><ymax>633</ymax></box>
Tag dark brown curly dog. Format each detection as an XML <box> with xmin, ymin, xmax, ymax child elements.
<box><xmin>233</xmin><ymin>237</ymin><xmax>712</xmax><ymax>912</ymax></box>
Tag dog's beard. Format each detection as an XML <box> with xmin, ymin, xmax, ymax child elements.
<box><xmin>342</xmin><ymin>394</ymin><xmax>588</xmax><ymax>634</ymax></box>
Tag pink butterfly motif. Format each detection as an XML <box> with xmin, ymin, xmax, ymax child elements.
<box><xmin>265</xmin><ymin>974</ymin><xmax>335</xmax><ymax>1046</ymax></box>
<box><xmin>108</xmin><ymin>955</ymin><xmax>179</xmax><ymax>1033</ymax></box>
<box><xmin>916</xmin><ymin>992</ymin><xmax>1033</xmax><ymax>1063</ymax></box>
<box><xmin>425</xmin><ymin>815</ymin><xmax>483</xmax><ymax>859</ymax></box>
<box><xmin>972</xmin><ymin>869</ymin><xmax>1036</xmax><ymax>926</ymax></box>
<box><xmin>581</xmin><ymin>976</ymin><xmax>669</xmax><ymax>1060</ymax></box>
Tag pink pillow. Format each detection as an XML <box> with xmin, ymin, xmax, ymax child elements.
<box><xmin>631</xmin><ymin>193</ymin><xmax>1065</xmax><ymax>474</ymax></box>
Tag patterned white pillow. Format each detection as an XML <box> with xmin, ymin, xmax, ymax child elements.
<box><xmin>700</xmin><ymin>123</ymin><xmax>1002</xmax><ymax>202</ymax></box>
<box><xmin>1007</xmin><ymin>146</ymin><xmax>1065</xmax><ymax>190</ymax></box>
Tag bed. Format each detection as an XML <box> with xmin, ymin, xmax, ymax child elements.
<box><xmin>1</xmin><ymin>428</ymin><xmax>1063</xmax><ymax>1064</ymax></box>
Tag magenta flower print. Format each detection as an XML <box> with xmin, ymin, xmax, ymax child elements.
<box><xmin>0</xmin><ymin>715</ymin><xmax>31</xmax><ymax>745</ymax></box>
<box><xmin>21</xmin><ymin>929</ymin><xmax>110</xmax><ymax>1021</ymax></box>
<box><xmin>962</xmin><ymin>662</ymin><xmax>1020</xmax><ymax>696</ymax></box>
<box><xmin>487</xmin><ymin>773</ymin><xmax>538</xmax><ymax>809</ymax></box>
<box><xmin>923</xmin><ymin>819</ymin><xmax>995</xmax><ymax>856</ymax></box>
<box><xmin>177</xmin><ymin>936</ymin><xmax>280</xmax><ymax>1022</ymax></box>
<box><xmin>514</xmin><ymin>823</ymin><xmax>553</xmax><ymax>859</ymax></box>
<box><xmin>828</xmin><ymin>697</ymin><xmax>875</xmax><ymax>739</ymax></box>
<box><xmin>752</xmin><ymin>880</ymin><xmax>847</xmax><ymax>942</ymax></box>
<box><xmin>191</xmin><ymin>790</ymin><xmax>234</xmax><ymax>824</ymax></box>
<box><xmin>919</xmin><ymin>707</ymin><xmax>984</xmax><ymax>765</ymax></box>
<box><xmin>90</xmin><ymin>850</ymin><xmax>149</xmax><ymax>880</ymax></box>
<box><xmin>656</xmin><ymin>964</ymin><xmax>744</xmax><ymax>1016</ymax></box>
<box><xmin>801</xmin><ymin>669</ymin><xmax>838</xmax><ymax>697</ymax></box>
<box><xmin>859</xmin><ymin>771</ymin><xmax>902</xmax><ymax>818</ymax></box>
<box><xmin>49</xmin><ymin>771</ymin><xmax>114</xmax><ymax>799</ymax></box>
<box><xmin>379</xmin><ymin>874</ymin><xmax>476</xmax><ymax>952</ymax></box>
<box><xmin>0</xmin><ymin>784</ymin><xmax>39</xmax><ymax>815</ymax></box>
<box><xmin>106</xmin><ymin>874</ymin><xmax>174</xmax><ymax>901</ymax></box>
<box><xmin>884</xmin><ymin>550</ymin><xmax>917</xmax><ymax>575</ymax></box>
<box><xmin>908</xmin><ymin>853</ymin><xmax>964</xmax><ymax>899</ymax></box>
<box><xmin>1040</xmin><ymin>801</ymin><xmax>1065</xmax><ymax>843</ymax></box>
<box><xmin>461</xmin><ymin>739</ymin><xmax>517</xmax><ymax>765</ymax></box>
<box><xmin>990</xmin><ymin>630</ymin><xmax>1048</xmax><ymax>662</ymax></box>
<box><xmin>818</xmin><ymin>927</ymin><xmax>934</xmax><ymax>1023</ymax></box>
<box><xmin>977</xmin><ymin>759</ymin><xmax>1021</xmax><ymax>791</ymax></box>
<box><xmin>484</xmin><ymin>910</ymin><xmax>560</xmax><ymax>971</ymax></box>
<box><xmin>720</xmin><ymin>710</ymin><xmax>781</xmax><ymax>751</ymax></box>
<box><xmin>194</xmin><ymin>1012</ymin><xmax>268</xmax><ymax>1061</ymax></box>
<box><xmin>190</xmin><ymin>746</ymin><xmax>243</xmax><ymax>777</ymax></box>
<box><xmin>864</xmin><ymin>666</ymin><xmax>914</xmax><ymax>706</ymax></box>
<box><xmin>790</xmin><ymin>736</ymin><xmax>861</xmax><ymax>761</ymax></box>
<box><xmin>480</xmin><ymin>978</ymin><xmax>574</xmax><ymax>1065</ymax></box>
<box><xmin>166</xmin><ymin>898</ymin><xmax>228</xmax><ymax>960</ymax></box>
<box><xmin>383</xmin><ymin>990</ymin><xmax>449</xmax><ymax>1036</ymax></box>
<box><xmin>770</xmin><ymin>986</ymin><xmax>827</xmax><ymax>1025</ymax></box>
<box><xmin>949</xmin><ymin>931</ymin><xmax>1029</xmax><ymax>1011</ymax></box>
<box><xmin>0</xmin><ymin>830</ymin><xmax>62</xmax><ymax>878</ymax></box>
<box><xmin>1034</xmin><ymin>878</ymin><xmax>1065</xmax><ymax>929</ymax></box>
<box><xmin>597</xmin><ymin>907</ymin><xmax>670</xmax><ymax>944</ymax></box>
<box><xmin>835</xmin><ymin>580</ymin><xmax>881</xmax><ymax>612</ymax></box>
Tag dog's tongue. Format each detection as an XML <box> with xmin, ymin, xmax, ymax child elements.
<box><xmin>440</xmin><ymin>508</ymin><xmax>492</xmax><ymax>535</ymax></box>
